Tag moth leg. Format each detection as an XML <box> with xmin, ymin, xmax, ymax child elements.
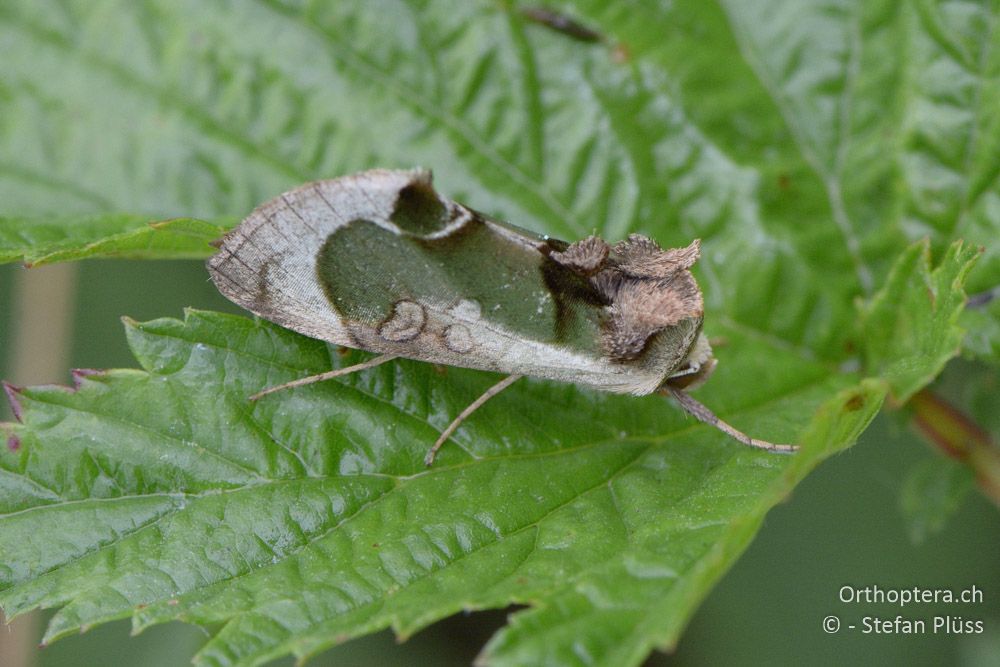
<box><xmin>249</xmin><ymin>353</ymin><xmax>397</xmax><ymax>401</ymax></box>
<box><xmin>425</xmin><ymin>374</ymin><xmax>523</xmax><ymax>466</ymax></box>
<box><xmin>661</xmin><ymin>387</ymin><xmax>798</xmax><ymax>454</ymax></box>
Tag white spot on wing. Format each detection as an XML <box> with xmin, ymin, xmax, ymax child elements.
<box><xmin>443</xmin><ymin>324</ymin><xmax>475</xmax><ymax>353</ymax></box>
<box><xmin>379</xmin><ymin>300</ymin><xmax>426</xmax><ymax>341</ymax></box>
<box><xmin>449</xmin><ymin>298</ymin><xmax>482</xmax><ymax>322</ymax></box>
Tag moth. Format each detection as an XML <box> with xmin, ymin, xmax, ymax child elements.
<box><xmin>207</xmin><ymin>169</ymin><xmax>796</xmax><ymax>464</ymax></box>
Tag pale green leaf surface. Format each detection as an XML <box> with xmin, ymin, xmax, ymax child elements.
<box><xmin>562</xmin><ymin>0</ymin><xmax>1000</xmax><ymax>347</ymax></box>
<box><xmin>0</xmin><ymin>216</ymin><xmax>229</xmax><ymax>265</ymax></box>
<box><xmin>860</xmin><ymin>238</ymin><xmax>981</xmax><ymax>402</ymax></box>
<box><xmin>0</xmin><ymin>0</ymin><xmax>996</xmax><ymax>665</ymax></box>
<box><xmin>5</xmin><ymin>0</ymin><xmax>996</xmax><ymax>350</ymax></box>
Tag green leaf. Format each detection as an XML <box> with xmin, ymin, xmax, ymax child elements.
<box><xmin>860</xmin><ymin>238</ymin><xmax>981</xmax><ymax>402</ymax></box>
<box><xmin>0</xmin><ymin>215</ymin><xmax>229</xmax><ymax>266</ymax></box>
<box><xmin>0</xmin><ymin>0</ymin><xmax>996</xmax><ymax>665</ymax></box>
<box><xmin>1</xmin><ymin>311</ymin><xmax>885</xmax><ymax>667</ymax></box>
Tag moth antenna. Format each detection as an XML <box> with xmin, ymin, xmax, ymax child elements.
<box><xmin>662</xmin><ymin>387</ymin><xmax>798</xmax><ymax>454</ymax></box>
<box><xmin>249</xmin><ymin>354</ymin><xmax>397</xmax><ymax>401</ymax></box>
<box><xmin>425</xmin><ymin>374</ymin><xmax>523</xmax><ymax>466</ymax></box>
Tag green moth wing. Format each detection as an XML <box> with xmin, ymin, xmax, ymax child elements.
<box><xmin>207</xmin><ymin>169</ymin><xmax>708</xmax><ymax>395</ymax></box>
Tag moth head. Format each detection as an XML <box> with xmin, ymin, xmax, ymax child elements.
<box><xmin>599</xmin><ymin>237</ymin><xmax>704</xmax><ymax>360</ymax></box>
<box><xmin>549</xmin><ymin>234</ymin><xmax>709</xmax><ymax>387</ymax></box>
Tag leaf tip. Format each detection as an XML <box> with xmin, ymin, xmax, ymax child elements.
<box><xmin>2</xmin><ymin>382</ymin><xmax>24</xmax><ymax>422</ymax></box>
<box><xmin>121</xmin><ymin>316</ymin><xmax>142</xmax><ymax>337</ymax></box>
<box><xmin>70</xmin><ymin>368</ymin><xmax>105</xmax><ymax>389</ymax></box>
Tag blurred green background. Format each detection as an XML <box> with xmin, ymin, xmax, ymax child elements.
<box><xmin>2</xmin><ymin>259</ymin><xmax>998</xmax><ymax>666</ymax></box>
